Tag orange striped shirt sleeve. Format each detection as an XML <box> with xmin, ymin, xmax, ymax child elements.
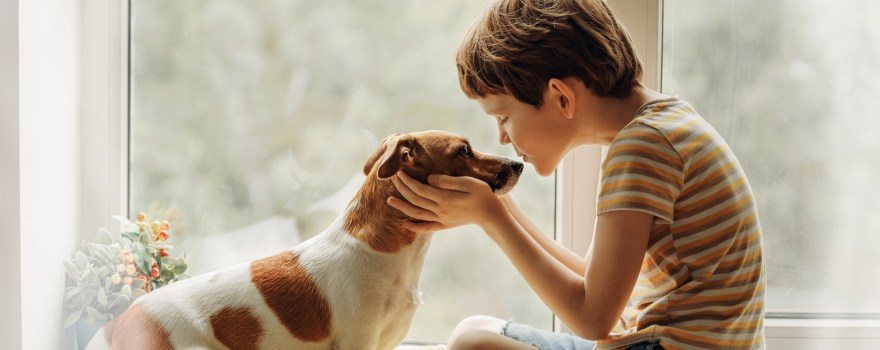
<box><xmin>598</xmin><ymin>123</ymin><xmax>684</xmax><ymax>223</ymax></box>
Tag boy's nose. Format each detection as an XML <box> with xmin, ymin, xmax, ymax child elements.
<box><xmin>498</xmin><ymin>127</ymin><xmax>511</xmax><ymax>145</ymax></box>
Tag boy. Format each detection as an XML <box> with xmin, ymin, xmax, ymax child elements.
<box><xmin>388</xmin><ymin>0</ymin><xmax>765</xmax><ymax>349</ymax></box>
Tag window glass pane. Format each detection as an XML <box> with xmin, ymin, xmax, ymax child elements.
<box><xmin>129</xmin><ymin>0</ymin><xmax>554</xmax><ymax>341</ymax></box>
<box><xmin>662</xmin><ymin>0</ymin><xmax>880</xmax><ymax>315</ymax></box>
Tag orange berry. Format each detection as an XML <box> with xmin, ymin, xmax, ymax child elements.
<box><xmin>151</xmin><ymin>268</ymin><xmax>159</xmax><ymax>278</ymax></box>
<box><xmin>136</xmin><ymin>212</ymin><xmax>147</xmax><ymax>222</ymax></box>
<box><xmin>159</xmin><ymin>249</ymin><xmax>169</xmax><ymax>257</ymax></box>
<box><xmin>160</xmin><ymin>221</ymin><xmax>171</xmax><ymax>231</ymax></box>
<box><xmin>150</xmin><ymin>222</ymin><xmax>160</xmax><ymax>233</ymax></box>
<box><xmin>158</xmin><ymin>231</ymin><xmax>169</xmax><ymax>241</ymax></box>
<box><xmin>123</xmin><ymin>276</ymin><xmax>133</xmax><ymax>285</ymax></box>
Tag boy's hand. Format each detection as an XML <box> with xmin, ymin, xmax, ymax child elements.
<box><xmin>387</xmin><ymin>170</ymin><xmax>504</xmax><ymax>233</ymax></box>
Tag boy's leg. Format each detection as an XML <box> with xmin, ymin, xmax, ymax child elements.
<box><xmin>447</xmin><ymin>315</ymin><xmax>537</xmax><ymax>350</ymax></box>
<box><xmin>451</xmin><ymin>330</ymin><xmax>539</xmax><ymax>350</ymax></box>
<box><xmin>448</xmin><ymin>315</ymin><xmax>596</xmax><ymax>350</ymax></box>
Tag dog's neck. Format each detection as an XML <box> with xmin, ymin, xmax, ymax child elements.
<box><xmin>343</xmin><ymin>173</ymin><xmax>420</xmax><ymax>254</ymax></box>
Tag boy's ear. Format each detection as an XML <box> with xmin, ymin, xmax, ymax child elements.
<box><xmin>548</xmin><ymin>78</ymin><xmax>576</xmax><ymax>119</ymax></box>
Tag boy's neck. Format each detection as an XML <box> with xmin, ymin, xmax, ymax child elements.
<box><xmin>580</xmin><ymin>87</ymin><xmax>669</xmax><ymax>146</ymax></box>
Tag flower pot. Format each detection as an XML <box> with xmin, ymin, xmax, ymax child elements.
<box><xmin>74</xmin><ymin>320</ymin><xmax>105</xmax><ymax>350</ymax></box>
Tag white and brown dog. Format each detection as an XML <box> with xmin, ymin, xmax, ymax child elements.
<box><xmin>86</xmin><ymin>130</ymin><xmax>523</xmax><ymax>350</ymax></box>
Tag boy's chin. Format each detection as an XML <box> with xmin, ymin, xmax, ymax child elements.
<box><xmin>532</xmin><ymin>162</ymin><xmax>556</xmax><ymax>177</ymax></box>
<box><xmin>530</xmin><ymin>156</ymin><xmax>567</xmax><ymax>177</ymax></box>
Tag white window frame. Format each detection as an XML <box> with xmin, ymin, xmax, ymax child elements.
<box><xmin>78</xmin><ymin>0</ymin><xmax>880</xmax><ymax>348</ymax></box>
<box><xmin>1</xmin><ymin>0</ymin><xmax>22</xmax><ymax>347</ymax></box>
<box><xmin>81</xmin><ymin>0</ymin><xmax>130</xmax><ymax>235</ymax></box>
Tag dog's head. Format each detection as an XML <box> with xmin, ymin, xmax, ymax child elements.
<box><xmin>363</xmin><ymin>130</ymin><xmax>523</xmax><ymax>195</ymax></box>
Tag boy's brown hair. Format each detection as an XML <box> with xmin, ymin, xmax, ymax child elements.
<box><xmin>456</xmin><ymin>0</ymin><xmax>643</xmax><ymax>107</ymax></box>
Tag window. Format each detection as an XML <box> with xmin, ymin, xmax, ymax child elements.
<box><xmin>128</xmin><ymin>0</ymin><xmax>555</xmax><ymax>341</ymax></box>
<box><xmin>662</xmin><ymin>0</ymin><xmax>880</xmax><ymax>316</ymax></box>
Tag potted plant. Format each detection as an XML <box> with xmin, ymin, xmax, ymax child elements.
<box><xmin>62</xmin><ymin>212</ymin><xmax>190</xmax><ymax>349</ymax></box>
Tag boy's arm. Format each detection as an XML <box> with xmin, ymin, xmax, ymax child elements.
<box><xmin>482</xmin><ymin>206</ymin><xmax>651</xmax><ymax>340</ymax></box>
<box><xmin>389</xmin><ymin>171</ymin><xmax>650</xmax><ymax>339</ymax></box>
<box><xmin>500</xmin><ymin>196</ymin><xmax>587</xmax><ymax>276</ymax></box>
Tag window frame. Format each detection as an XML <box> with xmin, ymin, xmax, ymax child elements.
<box><xmin>82</xmin><ymin>0</ymin><xmax>880</xmax><ymax>346</ymax></box>
<box><xmin>81</xmin><ymin>0</ymin><xmax>130</xmax><ymax>241</ymax></box>
<box><xmin>1</xmin><ymin>0</ymin><xmax>22</xmax><ymax>347</ymax></box>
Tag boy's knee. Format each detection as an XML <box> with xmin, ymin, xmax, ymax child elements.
<box><xmin>447</xmin><ymin>315</ymin><xmax>506</xmax><ymax>348</ymax></box>
<box><xmin>449</xmin><ymin>330</ymin><xmax>504</xmax><ymax>350</ymax></box>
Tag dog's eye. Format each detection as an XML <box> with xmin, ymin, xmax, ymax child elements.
<box><xmin>459</xmin><ymin>146</ymin><xmax>471</xmax><ymax>158</ymax></box>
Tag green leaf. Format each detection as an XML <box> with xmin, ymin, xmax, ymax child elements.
<box><xmin>131</xmin><ymin>278</ymin><xmax>146</xmax><ymax>289</ymax></box>
<box><xmin>121</xmin><ymin>284</ymin><xmax>131</xmax><ymax>298</ymax></box>
<box><xmin>63</xmin><ymin>309</ymin><xmax>82</xmax><ymax>328</ymax></box>
<box><xmin>85</xmin><ymin>306</ymin><xmax>104</xmax><ymax>321</ymax></box>
<box><xmin>63</xmin><ymin>261</ymin><xmax>80</xmax><ymax>281</ymax></box>
<box><xmin>131</xmin><ymin>288</ymin><xmax>147</xmax><ymax>299</ymax></box>
<box><xmin>123</xmin><ymin>231</ymin><xmax>140</xmax><ymax>242</ymax></box>
<box><xmin>171</xmin><ymin>263</ymin><xmax>188</xmax><ymax>275</ymax></box>
<box><xmin>97</xmin><ymin>288</ymin><xmax>108</xmax><ymax>307</ymax></box>
<box><xmin>64</xmin><ymin>287</ymin><xmax>80</xmax><ymax>302</ymax></box>
<box><xmin>131</xmin><ymin>241</ymin><xmax>151</xmax><ymax>275</ymax></box>
<box><xmin>107</xmin><ymin>244</ymin><xmax>121</xmax><ymax>259</ymax></box>
<box><xmin>74</xmin><ymin>251</ymin><xmax>89</xmax><ymax>270</ymax></box>
<box><xmin>97</xmin><ymin>228</ymin><xmax>113</xmax><ymax>244</ymax></box>
<box><xmin>160</xmin><ymin>257</ymin><xmax>180</xmax><ymax>267</ymax></box>
<box><xmin>95</xmin><ymin>266</ymin><xmax>111</xmax><ymax>278</ymax></box>
<box><xmin>138</xmin><ymin>231</ymin><xmax>151</xmax><ymax>245</ymax></box>
<box><xmin>87</xmin><ymin>242</ymin><xmax>110</xmax><ymax>261</ymax></box>
<box><xmin>87</xmin><ymin>269</ymin><xmax>101</xmax><ymax>285</ymax></box>
<box><xmin>79</xmin><ymin>268</ymin><xmax>91</xmax><ymax>281</ymax></box>
<box><xmin>109</xmin><ymin>294</ymin><xmax>130</xmax><ymax>308</ymax></box>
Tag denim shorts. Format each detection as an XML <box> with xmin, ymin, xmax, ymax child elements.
<box><xmin>502</xmin><ymin>321</ymin><xmax>663</xmax><ymax>350</ymax></box>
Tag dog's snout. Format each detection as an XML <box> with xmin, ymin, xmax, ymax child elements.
<box><xmin>512</xmin><ymin>162</ymin><xmax>524</xmax><ymax>173</ymax></box>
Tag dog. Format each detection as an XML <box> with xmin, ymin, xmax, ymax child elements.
<box><xmin>86</xmin><ymin>130</ymin><xmax>523</xmax><ymax>350</ymax></box>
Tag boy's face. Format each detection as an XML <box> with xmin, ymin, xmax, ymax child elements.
<box><xmin>476</xmin><ymin>91</ymin><xmax>573</xmax><ymax>177</ymax></box>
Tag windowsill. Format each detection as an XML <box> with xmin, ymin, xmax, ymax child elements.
<box><xmin>766</xmin><ymin>317</ymin><xmax>880</xmax><ymax>339</ymax></box>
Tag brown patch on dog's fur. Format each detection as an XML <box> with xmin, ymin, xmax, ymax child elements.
<box><xmin>101</xmin><ymin>303</ymin><xmax>173</xmax><ymax>350</ymax></box>
<box><xmin>250</xmin><ymin>251</ymin><xmax>332</xmax><ymax>342</ymax></box>
<box><xmin>344</xmin><ymin>173</ymin><xmax>416</xmax><ymax>253</ymax></box>
<box><xmin>209</xmin><ymin>306</ymin><xmax>263</xmax><ymax>350</ymax></box>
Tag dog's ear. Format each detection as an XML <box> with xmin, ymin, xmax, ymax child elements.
<box><xmin>363</xmin><ymin>133</ymin><xmax>413</xmax><ymax>179</ymax></box>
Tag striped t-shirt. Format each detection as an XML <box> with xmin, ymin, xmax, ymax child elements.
<box><xmin>595</xmin><ymin>98</ymin><xmax>765</xmax><ymax>350</ymax></box>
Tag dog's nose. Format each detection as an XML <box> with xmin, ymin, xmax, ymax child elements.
<box><xmin>512</xmin><ymin>162</ymin><xmax>524</xmax><ymax>173</ymax></box>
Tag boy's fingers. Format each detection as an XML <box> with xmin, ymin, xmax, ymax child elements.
<box><xmin>387</xmin><ymin>197</ymin><xmax>439</xmax><ymax>222</ymax></box>
<box><xmin>392</xmin><ymin>176</ymin><xmax>438</xmax><ymax>211</ymax></box>
<box><xmin>429</xmin><ymin>174</ymin><xmax>487</xmax><ymax>193</ymax></box>
<box><xmin>402</xmin><ymin>220</ymin><xmax>445</xmax><ymax>233</ymax></box>
<box><xmin>397</xmin><ymin>171</ymin><xmax>445</xmax><ymax>199</ymax></box>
